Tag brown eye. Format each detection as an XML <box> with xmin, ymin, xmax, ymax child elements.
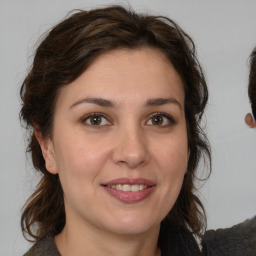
<box><xmin>90</xmin><ymin>116</ymin><xmax>102</xmax><ymax>125</ymax></box>
<box><xmin>83</xmin><ymin>114</ymin><xmax>110</xmax><ymax>126</ymax></box>
<box><xmin>151</xmin><ymin>115</ymin><xmax>163</xmax><ymax>125</ymax></box>
<box><xmin>146</xmin><ymin>113</ymin><xmax>175</xmax><ymax>126</ymax></box>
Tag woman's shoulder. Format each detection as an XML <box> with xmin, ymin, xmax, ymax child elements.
<box><xmin>201</xmin><ymin>216</ymin><xmax>256</xmax><ymax>256</ymax></box>
<box><xmin>23</xmin><ymin>234</ymin><xmax>61</xmax><ymax>256</ymax></box>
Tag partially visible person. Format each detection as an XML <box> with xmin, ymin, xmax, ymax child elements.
<box><xmin>201</xmin><ymin>48</ymin><xmax>256</xmax><ymax>255</ymax></box>
<box><xmin>245</xmin><ymin>48</ymin><xmax>256</xmax><ymax>128</ymax></box>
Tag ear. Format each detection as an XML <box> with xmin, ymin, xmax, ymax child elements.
<box><xmin>245</xmin><ymin>113</ymin><xmax>256</xmax><ymax>128</ymax></box>
<box><xmin>34</xmin><ymin>128</ymin><xmax>58</xmax><ymax>174</ymax></box>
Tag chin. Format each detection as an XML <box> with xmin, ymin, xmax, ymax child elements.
<box><xmin>104</xmin><ymin>214</ymin><xmax>160</xmax><ymax>236</ymax></box>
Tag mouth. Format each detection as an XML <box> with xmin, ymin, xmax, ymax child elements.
<box><xmin>104</xmin><ymin>184</ymin><xmax>149</xmax><ymax>192</ymax></box>
<box><xmin>101</xmin><ymin>178</ymin><xmax>156</xmax><ymax>203</ymax></box>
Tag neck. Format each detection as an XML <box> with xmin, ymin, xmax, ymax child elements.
<box><xmin>55</xmin><ymin>218</ymin><xmax>161</xmax><ymax>256</ymax></box>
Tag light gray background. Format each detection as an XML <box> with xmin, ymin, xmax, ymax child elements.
<box><xmin>1</xmin><ymin>0</ymin><xmax>256</xmax><ymax>255</ymax></box>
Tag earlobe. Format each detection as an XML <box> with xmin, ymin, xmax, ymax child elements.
<box><xmin>245</xmin><ymin>113</ymin><xmax>256</xmax><ymax>128</ymax></box>
<box><xmin>34</xmin><ymin>128</ymin><xmax>58</xmax><ymax>174</ymax></box>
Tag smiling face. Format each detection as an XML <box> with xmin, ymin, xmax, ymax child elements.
<box><xmin>40</xmin><ymin>48</ymin><xmax>189</xmax><ymax>237</ymax></box>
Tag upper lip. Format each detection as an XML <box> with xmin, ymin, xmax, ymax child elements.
<box><xmin>102</xmin><ymin>178</ymin><xmax>156</xmax><ymax>187</ymax></box>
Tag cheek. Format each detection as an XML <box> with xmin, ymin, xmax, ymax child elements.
<box><xmin>152</xmin><ymin>133</ymin><xmax>188</xmax><ymax>196</ymax></box>
<box><xmin>154</xmin><ymin>135</ymin><xmax>188</xmax><ymax>173</ymax></box>
<box><xmin>53</xmin><ymin>134</ymin><xmax>114</xmax><ymax>193</ymax></box>
<box><xmin>149</xmin><ymin>138</ymin><xmax>188</xmax><ymax>221</ymax></box>
<box><xmin>53</xmin><ymin>141</ymin><xmax>108</xmax><ymax>205</ymax></box>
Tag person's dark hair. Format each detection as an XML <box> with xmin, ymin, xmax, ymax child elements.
<box><xmin>249</xmin><ymin>48</ymin><xmax>256</xmax><ymax>118</ymax></box>
<box><xmin>20</xmin><ymin>5</ymin><xmax>211</xmax><ymax>242</ymax></box>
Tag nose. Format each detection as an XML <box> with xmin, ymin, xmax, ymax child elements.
<box><xmin>111</xmin><ymin>126</ymin><xmax>150</xmax><ymax>169</ymax></box>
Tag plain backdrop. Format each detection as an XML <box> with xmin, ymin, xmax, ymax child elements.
<box><xmin>1</xmin><ymin>0</ymin><xmax>256</xmax><ymax>255</ymax></box>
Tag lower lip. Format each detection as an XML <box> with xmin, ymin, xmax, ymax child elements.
<box><xmin>103</xmin><ymin>186</ymin><xmax>155</xmax><ymax>203</ymax></box>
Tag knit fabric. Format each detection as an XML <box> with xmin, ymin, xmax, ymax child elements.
<box><xmin>202</xmin><ymin>216</ymin><xmax>256</xmax><ymax>256</ymax></box>
<box><xmin>23</xmin><ymin>235</ymin><xmax>61</xmax><ymax>256</ymax></box>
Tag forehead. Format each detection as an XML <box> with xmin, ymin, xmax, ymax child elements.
<box><xmin>56</xmin><ymin>48</ymin><xmax>185</xmax><ymax>108</ymax></box>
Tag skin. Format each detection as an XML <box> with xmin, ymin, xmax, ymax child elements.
<box><xmin>245</xmin><ymin>112</ymin><xmax>256</xmax><ymax>128</ymax></box>
<box><xmin>36</xmin><ymin>48</ymin><xmax>189</xmax><ymax>256</ymax></box>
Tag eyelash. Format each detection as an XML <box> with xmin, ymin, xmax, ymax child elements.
<box><xmin>146</xmin><ymin>112</ymin><xmax>176</xmax><ymax>127</ymax></box>
<box><xmin>81</xmin><ymin>112</ymin><xmax>111</xmax><ymax>128</ymax></box>
<box><xmin>81</xmin><ymin>112</ymin><xmax>176</xmax><ymax>128</ymax></box>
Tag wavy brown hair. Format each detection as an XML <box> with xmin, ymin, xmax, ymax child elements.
<box><xmin>249</xmin><ymin>48</ymin><xmax>256</xmax><ymax>118</ymax></box>
<box><xmin>20</xmin><ymin>5</ymin><xmax>211</xmax><ymax>242</ymax></box>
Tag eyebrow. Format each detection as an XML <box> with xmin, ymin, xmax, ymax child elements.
<box><xmin>146</xmin><ymin>98</ymin><xmax>182</xmax><ymax>110</ymax></box>
<box><xmin>70</xmin><ymin>97</ymin><xmax>114</xmax><ymax>109</ymax></box>
<box><xmin>70</xmin><ymin>97</ymin><xmax>182</xmax><ymax>110</ymax></box>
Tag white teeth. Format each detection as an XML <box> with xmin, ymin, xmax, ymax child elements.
<box><xmin>107</xmin><ymin>184</ymin><xmax>148</xmax><ymax>192</ymax></box>
<box><xmin>131</xmin><ymin>184</ymin><xmax>139</xmax><ymax>192</ymax></box>
<box><xmin>116</xmin><ymin>184</ymin><xmax>122</xmax><ymax>190</ymax></box>
<box><xmin>123</xmin><ymin>184</ymin><xmax>130</xmax><ymax>192</ymax></box>
<box><xmin>139</xmin><ymin>184</ymin><xmax>144</xmax><ymax>191</ymax></box>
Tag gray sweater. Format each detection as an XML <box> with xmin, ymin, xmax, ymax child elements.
<box><xmin>202</xmin><ymin>217</ymin><xmax>256</xmax><ymax>255</ymax></box>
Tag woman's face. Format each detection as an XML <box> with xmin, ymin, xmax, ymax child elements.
<box><xmin>42</xmin><ymin>48</ymin><xmax>189</xmax><ymax>236</ymax></box>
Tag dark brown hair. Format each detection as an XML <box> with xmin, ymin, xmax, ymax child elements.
<box><xmin>249</xmin><ymin>48</ymin><xmax>256</xmax><ymax>118</ymax></box>
<box><xmin>20</xmin><ymin>5</ymin><xmax>211</xmax><ymax>242</ymax></box>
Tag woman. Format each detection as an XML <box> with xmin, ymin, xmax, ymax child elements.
<box><xmin>20</xmin><ymin>5</ymin><xmax>210</xmax><ymax>256</ymax></box>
